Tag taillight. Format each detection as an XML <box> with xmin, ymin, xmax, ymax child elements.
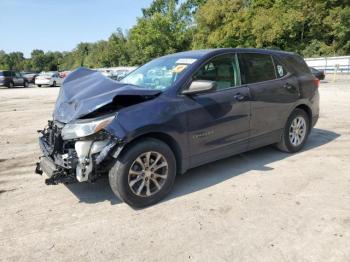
<box><xmin>313</xmin><ymin>78</ymin><xmax>320</xmax><ymax>88</ymax></box>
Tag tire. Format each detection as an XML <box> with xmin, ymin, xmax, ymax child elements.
<box><xmin>277</xmin><ymin>108</ymin><xmax>310</xmax><ymax>153</ymax></box>
<box><xmin>8</xmin><ymin>82</ymin><xmax>14</xmax><ymax>88</ymax></box>
<box><xmin>109</xmin><ymin>138</ymin><xmax>176</xmax><ymax>208</ymax></box>
<box><xmin>52</xmin><ymin>81</ymin><xmax>56</xmax><ymax>87</ymax></box>
<box><xmin>23</xmin><ymin>81</ymin><xmax>28</xmax><ymax>88</ymax></box>
<box><xmin>37</xmin><ymin>85</ymin><xmax>41</xmax><ymax>87</ymax></box>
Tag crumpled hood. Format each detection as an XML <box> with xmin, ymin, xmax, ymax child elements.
<box><xmin>53</xmin><ymin>67</ymin><xmax>161</xmax><ymax>123</ymax></box>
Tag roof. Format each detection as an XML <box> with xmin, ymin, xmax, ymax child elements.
<box><xmin>161</xmin><ymin>48</ymin><xmax>296</xmax><ymax>60</ymax></box>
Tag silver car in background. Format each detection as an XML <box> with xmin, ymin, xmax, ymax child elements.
<box><xmin>35</xmin><ymin>71</ymin><xmax>63</xmax><ymax>87</ymax></box>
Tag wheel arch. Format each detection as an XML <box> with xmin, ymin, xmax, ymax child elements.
<box><xmin>295</xmin><ymin>104</ymin><xmax>312</xmax><ymax>123</ymax></box>
<box><xmin>118</xmin><ymin>132</ymin><xmax>184</xmax><ymax>175</ymax></box>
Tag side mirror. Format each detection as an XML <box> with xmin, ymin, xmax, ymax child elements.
<box><xmin>182</xmin><ymin>80</ymin><xmax>217</xmax><ymax>95</ymax></box>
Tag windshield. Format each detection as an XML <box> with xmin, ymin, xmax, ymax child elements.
<box><xmin>120</xmin><ymin>56</ymin><xmax>197</xmax><ymax>90</ymax></box>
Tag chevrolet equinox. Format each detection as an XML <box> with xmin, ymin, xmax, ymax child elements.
<box><xmin>35</xmin><ymin>48</ymin><xmax>320</xmax><ymax>207</ymax></box>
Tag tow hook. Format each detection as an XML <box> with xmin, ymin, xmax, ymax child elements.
<box><xmin>35</xmin><ymin>162</ymin><xmax>43</xmax><ymax>175</ymax></box>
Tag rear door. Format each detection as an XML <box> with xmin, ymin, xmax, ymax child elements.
<box><xmin>184</xmin><ymin>53</ymin><xmax>251</xmax><ymax>167</ymax></box>
<box><xmin>238</xmin><ymin>52</ymin><xmax>300</xmax><ymax>147</ymax></box>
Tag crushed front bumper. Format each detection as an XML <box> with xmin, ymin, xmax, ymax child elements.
<box><xmin>35</xmin><ymin>121</ymin><xmax>121</xmax><ymax>185</ymax></box>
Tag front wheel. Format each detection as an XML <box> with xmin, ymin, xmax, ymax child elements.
<box><xmin>52</xmin><ymin>81</ymin><xmax>56</xmax><ymax>87</ymax></box>
<box><xmin>109</xmin><ymin>138</ymin><xmax>176</xmax><ymax>208</ymax></box>
<box><xmin>277</xmin><ymin>108</ymin><xmax>310</xmax><ymax>153</ymax></box>
<box><xmin>23</xmin><ymin>81</ymin><xmax>29</xmax><ymax>87</ymax></box>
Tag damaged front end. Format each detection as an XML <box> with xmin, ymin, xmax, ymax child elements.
<box><xmin>35</xmin><ymin>67</ymin><xmax>161</xmax><ymax>185</ymax></box>
<box><xmin>35</xmin><ymin>117</ymin><xmax>121</xmax><ymax>185</ymax></box>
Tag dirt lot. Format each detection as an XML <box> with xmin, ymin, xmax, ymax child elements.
<box><xmin>0</xmin><ymin>76</ymin><xmax>350</xmax><ymax>262</ymax></box>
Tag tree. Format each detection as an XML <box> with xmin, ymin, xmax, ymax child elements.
<box><xmin>0</xmin><ymin>50</ymin><xmax>9</xmax><ymax>70</ymax></box>
<box><xmin>31</xmin><ymin>49</ymin><xmax>46</xmax><ymax>72</ymax></box>
<box><xmin>192</xmin><ymin>0</ymin><xmax>350</xmax><ymax>57</ymax></box>
<box><xmin>7</xmin><ymin>52</ymin><xmax>25</xmax><ymax>70</ymax></box>
<box><xmin>1</xmin><ymin>0</ymin><xmax>349</xmax><ymax>71</ymax></box>
<box><xmin>129</xmin><ymin>0</ymin><xmax>196</xmax><ymax>65</ymax></box>
<box><xmin>107</xmin><ymin>29</ymin><xmax>130</xmax><ymax>66</ymax></box>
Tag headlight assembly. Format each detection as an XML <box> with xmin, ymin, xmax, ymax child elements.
<box><xmin>61</xmin><ymin>115</ymin><xmax>115</xmax><ymax>140</ymax></box>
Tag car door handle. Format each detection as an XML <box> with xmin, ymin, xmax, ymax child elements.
<box><xmin>234</xmin><ymin>93</ymin><xmax>246</xmax><ymax>101</ymax></box>
<box><xmin>284</xmin><ymin>83</ymin><xmax>295</xmax><ymax>91</ymax></box>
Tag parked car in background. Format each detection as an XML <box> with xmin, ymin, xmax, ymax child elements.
<box><xmin>59</xmin><ymin>71</ymin><xmax>71</xmax><ymax>78</ymax></box>
<box><xmin>96</xmin><ymin>67</ymin><xmax>137</xmax><ymax>81</ymax></box>
<box><xmin>21</xmin><ymin>72</ymin><xmax>38</xmax><ymax>84</ymax></box>
<box><xmin>35</xmin><ymin>71</ymin><xmax>63</xmax><ymax>87</ymax></box>
<box><xmin>36</xmin><ymin>48</ymin><xmax>319</xmax><ymax>208</ymax></box>
<box><xmin>309</xmin><ymin>67</ymin><xmax>325</xmax><ymax>80</ymax></box>
<box><xmin>0</xmin><ymin>70</ymin><xmax>29</xmax><ymax>88</ymax></box>
<box><xmin>109</xmin><ymin>70</ymin><xmax>130</xmax><ymax>81</ymax></box>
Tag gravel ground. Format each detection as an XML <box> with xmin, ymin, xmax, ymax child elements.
<box><xmin>0</xmin><ymin>76</ymin><xmax>350</xmax><ymax>262</ymax></box>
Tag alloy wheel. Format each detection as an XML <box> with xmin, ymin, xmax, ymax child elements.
<box><xmin>289</xmin><ymin>116</ymin><xmax>307</xmax><ymax>146</ymax></box>
<box><xmin>128</xmin><ymin>151</ymin><xmax>168</xmax><ymax>197</ymax></box>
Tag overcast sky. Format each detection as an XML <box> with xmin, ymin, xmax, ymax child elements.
<box><xmin>0</xmin><ymin>0</ymin><xmax>153</xmax><ymax>57</ymax></box>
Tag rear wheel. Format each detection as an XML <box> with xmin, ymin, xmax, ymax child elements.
<box><xmin>52</xmin><ymin>81</ymin><xmax>56</xmax><ymax>87</ymax></box>
<box><xmin>109</xmin><ymin>138</ymin><xmax>176</xmax><ymax>208</ymax></box>
<box><xmin>277</xmin><ymin>108</ymin><xmax>310</xmax><ymax>153</ymax></box>
<box><xmin>23</xmin><ymin>81</ymin><xmax>29</xmax><ymax>87</ymax></box>
<box><xmin>8</xmin><ymin>82</ymin><xmax>14</xmax><ymax>88</ymax></box>
<box><xmin>37</xmin><ymin>84</ymin><xmax>41</xmax><ymax>87</ymax></box>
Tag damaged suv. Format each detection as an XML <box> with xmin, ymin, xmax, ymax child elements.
<box><xmin>36</xmin><ymin>48</ymin><xmax>319</xmax><ymax>207</ymax></box>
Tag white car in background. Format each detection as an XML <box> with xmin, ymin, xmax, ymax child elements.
<box><xmin>95</xmin><ymin>67</ymin><xmax>138</xmax><ymax>80</ymax></box>
<box><xmin>35</xmin><ymin>71</ymin><xmax>63</xmax><ymax>87</ymax></box>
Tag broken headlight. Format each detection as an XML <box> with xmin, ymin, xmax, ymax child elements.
<box><xmin>61</xmin><ymin>115</ymin><xmax>115</xmax><ymax>140</ymax></box>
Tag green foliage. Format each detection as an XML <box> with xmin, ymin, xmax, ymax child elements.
<box><xmin>193</xmin><ymin>0</ymin><xmax>350</xmax><ymax>57</ymax></box>
<box><xmin>0</xmin><ymin>0</ymin><xmax>349</xmax><ymax>72</ymax></box>
<box><xmin>129</xmin><ymin>0</ymin><xmax>193</xmax><ymax>65</ymax></box>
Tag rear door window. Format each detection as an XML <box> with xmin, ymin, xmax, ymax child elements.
<box><xmin>238</xmin><ymin>53</ymin><xmax>276</xmax><ymax>84</ymax></box>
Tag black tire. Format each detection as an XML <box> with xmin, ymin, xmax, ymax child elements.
<box><xmin>277</xmin><ymin>108</ymin><xmax>310</xmax><ymax>153</ymax></box>
<box><xmin>8</xmin><ymin>82</ymin><xmax>14</xmax><ymax>88</ymax></box>
<box><xmin>37</xmin><ymin>84</ymin><xmax>41</xmax><ymax>87</ymax></box>
<box><xmin>109</xmin><ymin>138</ymin><xmax>176</xmax><ymax>208</ymax></box>
<box><xmin>23</xmin><ymin>81</ymin><xmax>29</xmax><ymax>87</ymax></box>
<box><xmin>52</xmin><ymin>81</ymin><xmax>56</xmax><ymax>87</ymax></box>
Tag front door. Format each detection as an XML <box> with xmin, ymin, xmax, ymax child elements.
<box><xmin>184</xmin><ymin>54</ymin><xmax>251</xmax><ymax>168</ymax></box>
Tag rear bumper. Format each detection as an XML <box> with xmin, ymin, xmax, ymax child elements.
<box><xmin>35</xmin><ymin>79</ymin><xmax>51</xmax><ymax>85</ymax></box>
<box><xmin>312</xmin><ymin>114</ymin><xmax>319</xmax><ymax>127</ymax></box>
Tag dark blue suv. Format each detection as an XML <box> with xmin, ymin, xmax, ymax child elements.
<box><xmin>36</xmin><ymin>48</ymin><xmax>320</xmax><ymax>207</ymax></box>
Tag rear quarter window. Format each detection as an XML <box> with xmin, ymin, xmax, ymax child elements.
<box><xmin>284</xmin><ymin>54</ymin><xmax>311</xmax><ymax>74</ymax></box>
<box><xmin>272</xmin><ymin>56</ymin><xmax>288</xmax><ymax>78</ymax></box>
<box><xmin>238</xmin><ymin>53</ymin><xmax>276</xmax><ymax>84</ymax></box>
